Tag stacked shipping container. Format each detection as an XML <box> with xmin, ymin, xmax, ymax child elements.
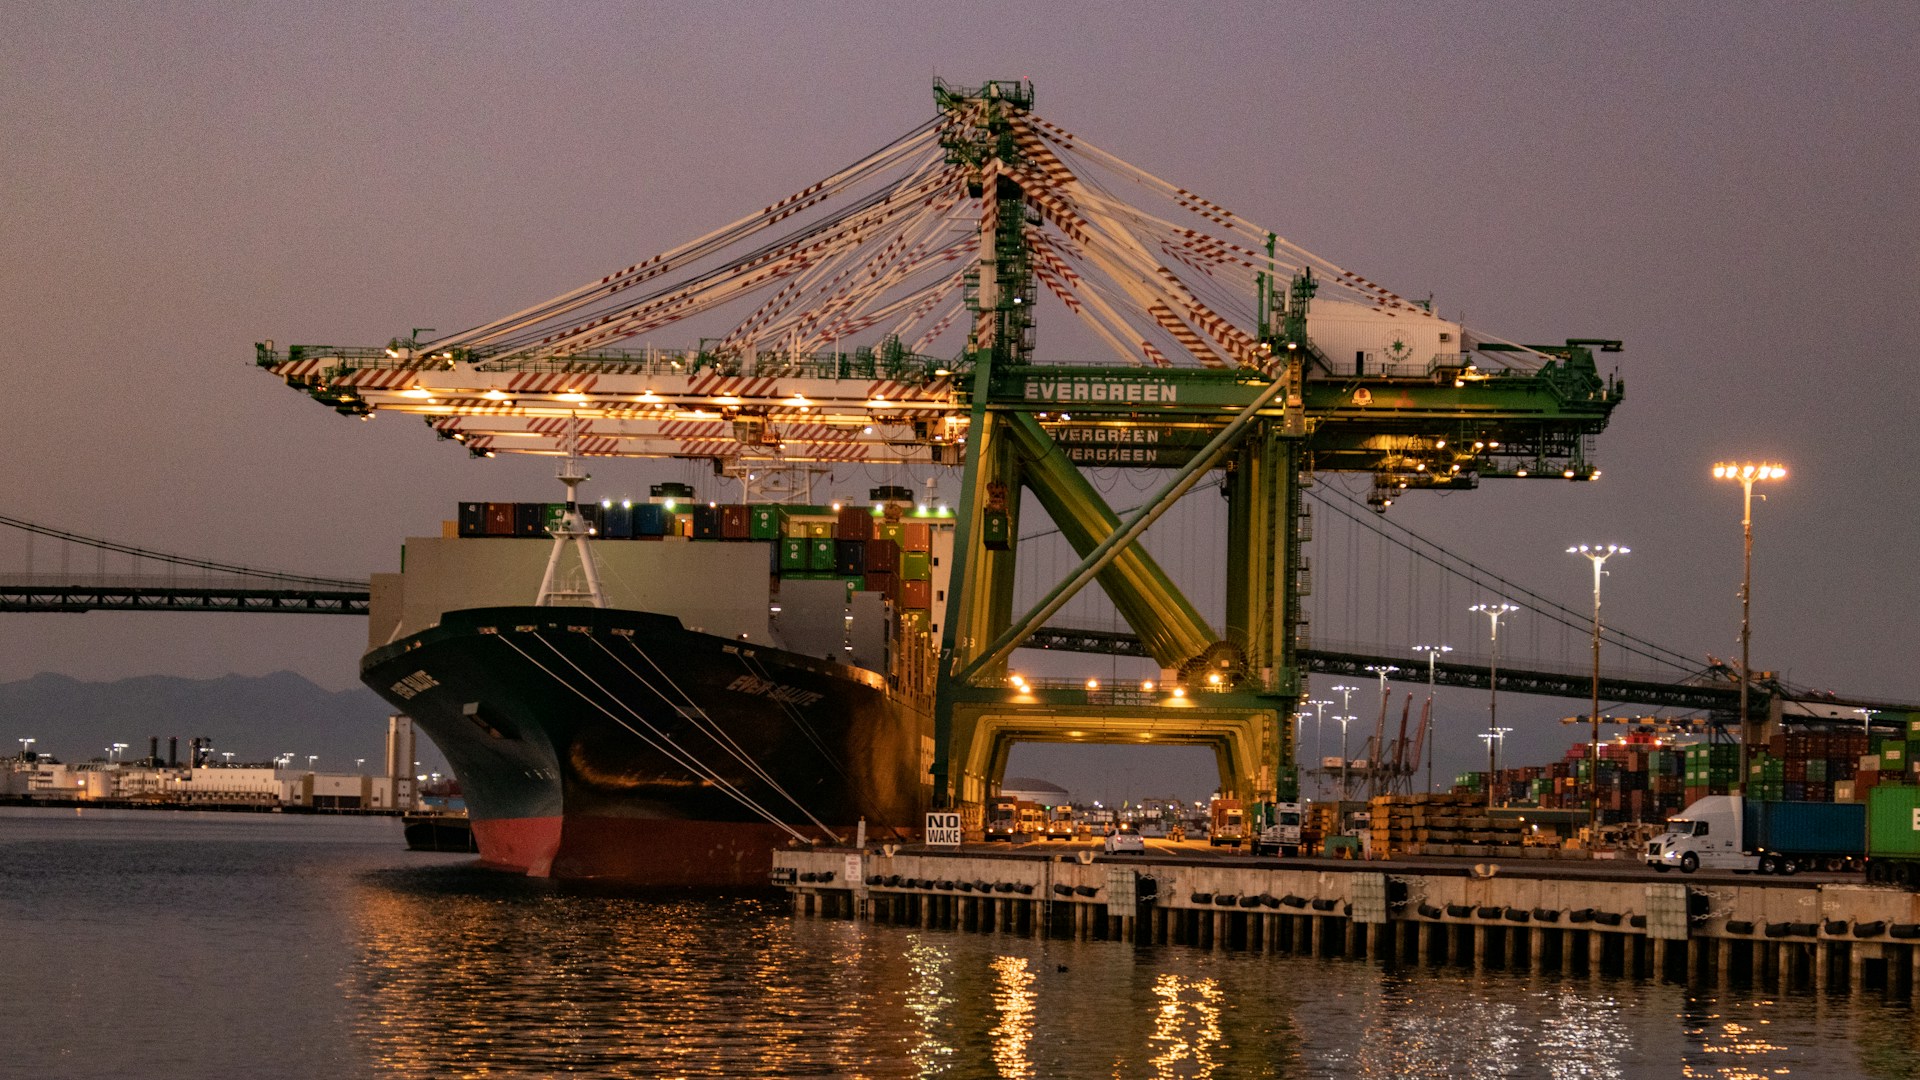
<box><xmin>1450</xmin><ymin>715</ymin><xmax>1920</xmax><ymax>827</ymax></box>
<box><xmin>449</xmin><ymin>498</ymin><xmax>949</xmax><ymax>679</ymax></box>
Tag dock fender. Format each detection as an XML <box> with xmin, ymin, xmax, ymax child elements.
<box><xmin>1503</xmin><ymin>908</ymin><xmax>1530</xmax><ymax>923</ymax></box>
<box><xmin>1852</xmin><ymin>920</ymin><xmax>1886</xmax><ymax>938</ymax></box>
<box><xmin>1445</xmin><ymin>903</ymin><xmax>1473</xmax><ymax>919</ymax></box>
<box><xmin>1418</xmin><ymin>903</ymin><xmax>1443</xmax><ymax>919</ymax></box>
<box><xmin>1887</xmin><ymin>923</ymin><xmax>1920</xmax><ymax>939</ymax></box>
<box><xmin>1214</xmin><ymin>894</ymin><xmax>1237</xmax><ymax>907</ymax></box>
<box><xmin>1282</xmin><ymin>895</ymin><xmax>1308</xmax><ymax>909</ymax></box>
<box><xmin>1475</xmin><ymin>906</ymin><xmax>1501</xmax><ymax>920</ymax></box>
<box><xmin>1052</xmin><ymin>884</ymin><xmax>1074</xmax><ymax>897</ymax></box>
<box><xmin>1823</xmin><ymin>919</ymin><xmax>1850</xmax><ymax>936</ymax></box>
<box><xmin>1568</xmin><ymin>908</ymin><xmax>1594</xmax><ymax>924</ymax></box>
<box><xmin>1764</xmin><ymin>921</ymin><xmax>1794</xmax><ymax>938</ymax></box>
<box><xmin>1190</xmin><ymin>891</ymin><xmax>1214</xmax><ymax>905</ymax></box>
<box><xmin>1311</xmin><ymin>897</ymin><xmax>1338</xmax><ymax>912</ymax></box>
<box><xmin>1531</xmin><ymin>908</ymin><xmax>1561</xmax><ymax>923</ymax></box>
<box><xmin>1723</xmin><ymin>920</ymin><xmax>1754</xmax><ymax>935</ymax></box>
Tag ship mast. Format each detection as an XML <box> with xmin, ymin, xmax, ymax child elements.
<box><xmin>534</xmin><ymin>416</ymin><xmax>607</xmax><ymax>607</ymax></box>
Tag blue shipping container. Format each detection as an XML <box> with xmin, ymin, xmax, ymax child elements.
<box><xmin>1743</xmin><ymin>800</ymin><xmax>1867</xmax><ymax>858</ymax></box>
<box><xmin>633</xmin><ymin>503</ymin><xmax>669</xmax><ymax>536</ymax></box>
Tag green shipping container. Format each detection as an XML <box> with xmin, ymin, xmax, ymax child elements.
<box><xmin>750</xmin><ymin>506</ymin><xmax>784</xmax><ymax>540</ymax></box>
<box><xmin>901</xmin><ymin>550</ymin><xmax>931</xmax><ymax>581</ymax></box>
<box><xmin>780</xmin><ymin>538</ymin><xmax>809</xmax><ymax>572</ymax></box>
<box><xmin>875</xmin><ymin>522</ymin><xmax>905</xmax><ymax>544</ymax></box>
<box><xmin>1868</xmin><ymin>785</ymin><xmax>1920</xmax><ymax>858</ymax></box>
<box><xmin>809</xmin><ymin>538</ymin><xmax>837</xmax><ymax>571</ymax></box>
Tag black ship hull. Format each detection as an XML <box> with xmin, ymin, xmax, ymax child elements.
<box><xmin>363</xmin><ymin>606</ymin><xmax>931</xmax><ymax>886</ymax></box>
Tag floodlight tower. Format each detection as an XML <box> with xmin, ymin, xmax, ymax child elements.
<box><xmin>1469</xmin><ymin>602</ymin><xmax>1519</xmax><ymax>809</ymax></box>
<box><xmin>1411</xmin><ymin>644</ymin><xmax>1451</xmax><ymax>793</ymax></box>
<box><xmin>1569</xmin><ymin>543</ymin><xmax>1628</xmax><ymax>838</ymax></box>
<box><xmin>1712</xmin><ymin>462</ymin><xmax>1785</xmax><ymax>791</ymax></box>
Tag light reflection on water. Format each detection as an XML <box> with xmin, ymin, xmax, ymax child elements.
<box><xmin>1148</xmin><ymin>974</ymin><xmax>1224</xmax><ymax>1078</ymax></box>
<box><xmin>6</xmin><ymin>811</ymin><xmax>1920</xmax><ymax>1079</ymax></box>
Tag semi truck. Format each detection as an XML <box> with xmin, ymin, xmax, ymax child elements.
<box><xmin>1645</xmin><ymin>795</ymin><xmax>1865</xmax><ymax>875</ymax></box>
<box><xmin>1208</xmin><ymin>798</ymin><xmax>1246</xmax><ymax>848</ymax></box>
<box><xmin>1253</xmin><ymin>801</ymin><xmax>1306</xmax><ymax>857</ymax></box>
<box><xmin>984</xmin><ymin>798</ymin><xmax>1039</xmax><ymax>841</ymax></box>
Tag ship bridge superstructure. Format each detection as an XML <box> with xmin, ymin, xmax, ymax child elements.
<box><xmin>256</xmin><ymin>80</ymin><xmax>1624</xmax><ymax>822</ymax></box>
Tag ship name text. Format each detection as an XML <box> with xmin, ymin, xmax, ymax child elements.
<box><xmin>727</xmin><ymin>674</ymin><xmax>826</xmax><ymax>709</ymax></box>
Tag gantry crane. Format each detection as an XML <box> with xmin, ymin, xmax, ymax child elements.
<box><xmin>256</xmin><ymin>80</ymin><xmax>1623</xmax><ymax>823</ymax></box>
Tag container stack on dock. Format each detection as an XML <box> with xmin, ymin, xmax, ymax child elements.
<box><xmin>1447</xmin><ymin>714</ymin><xmax>1920</xmax><ymax>830</ymax></box>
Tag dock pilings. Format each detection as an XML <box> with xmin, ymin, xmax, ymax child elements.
<box><xmin>775</xmin><ymin>849</ymin><xmax>1920</xmax><ymax>998</ymax></box>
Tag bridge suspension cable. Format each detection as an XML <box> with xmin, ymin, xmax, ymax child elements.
<box><xmin>1303</xmin><ymin>485</ymin><xmax>1703</xmax><ymax>675</ymax></box>
<box><xmin>0</xmin><ymin>514</ymin><xmax>364</xmax><ymax>590</ymax></box>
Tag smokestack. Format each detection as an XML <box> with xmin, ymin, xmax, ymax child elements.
<box><xmin>169</xmin><ymin>736</ymin><xmax>178</xmax><ymax>767</ymax></box>
<box><xmin>150</xmin><ymin>736</ymin><xmax>160</xmax><ymax>765</ymax></box>
<box><xmin>190</xmin><ymin>738</ymin><xmax>201</xmax><ymax>768</ymax></box>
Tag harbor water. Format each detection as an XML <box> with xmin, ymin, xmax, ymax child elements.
<box><xmin>3</xmin><ymin>807</ymin><xmax>1918</xmax><ymax>1078</ymax></box>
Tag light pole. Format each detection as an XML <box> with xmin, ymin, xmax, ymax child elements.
<box><xmin>221</xmin><ymin>752</ymin><xmax>234</xmax><ymax>765</ymax></box>
<box><xmin>17</xmin><ymin>738</ymin><xmax>33</xmax><ymax>759</ymax></box>
<box><xmin>1570</xmin><ymin>544</ymin><xmax>1628</xmax><ymax>840</ymax></box>
<box><xmin>1306</xmin><ymin>699</ymin><xmax>1334</xmax><ymax>797</ymax></box>
<box><xmin>1364</xmin><ymin>665</ymin><xmax>1400</xmax><ymax>796</ymax></box>
<box><xmin>1336</xmin><ymin>715</ymin><xmax>1357</xmax><ymax>801</ymax></box>
<box><xmin>1713</xmin><ymin>461</ymin><xmax>1785</xmax><ymax>792</ymax></box>
<box><xmin>1478</xmin><ymin>727</ymin><xmax>1512</xmax><ymax>774</ymax></box>
<box><xmin>1330</xmin><ymin>685</ymin><xmax>1358</xmax><ymax>802</ymax></box>
<box><xmin>1469</xmin><ymin>602</ymin><xmax>1519</xmax><ymax>809</ymax></box>
<box><xmin>1411</xmin><ymin>644</ymin><xmax>1451</xmax><ymax>793</ymax></box>
<box><xmin>307</xmin><ymin>755</ymin><xmax>319</xmax><ymax>771</ymax></box>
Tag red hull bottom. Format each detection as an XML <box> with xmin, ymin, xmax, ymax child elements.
<box><xmin>469</xmin><ymin>815</ymin><xmax>842</xmax><ymax>887</ymax></box>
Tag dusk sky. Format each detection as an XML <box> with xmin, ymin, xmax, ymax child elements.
<box><xmin>4</xmin><ymin>4</ymin><xmax>1914</xmax><ymax>798</ymax></box>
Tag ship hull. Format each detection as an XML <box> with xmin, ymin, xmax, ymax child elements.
<box><xmin>363</xmin><ymin>606</ymin><xmax>930</xmax><ymax>886</ymax></box>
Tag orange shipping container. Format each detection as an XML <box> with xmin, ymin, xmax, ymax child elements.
<box><xmin>901</xmin><ymin>578</ymin><xmax>931</xmax><ymax>609</ymax></box>
<box><xmin>902</xmin><ymin>521</ymin><xmax>932</xmax><ymax>552</ymax></box>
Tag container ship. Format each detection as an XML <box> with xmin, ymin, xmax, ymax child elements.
<box><xmin>362</xmin><ymin>481</ymin><xmax>948</xmax><ymax>886</ymax></box>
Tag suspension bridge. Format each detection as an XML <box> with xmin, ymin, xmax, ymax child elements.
<box><xmin>0</xmin><ymin>507</ymin><xmax>1873</xmax><ymax>719</ymax></box>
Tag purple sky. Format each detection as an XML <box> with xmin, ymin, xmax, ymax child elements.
<box><xmin>4</xmin><ymin>4</ymin><xmax>1914</xmax><ymax>796</ymax></box>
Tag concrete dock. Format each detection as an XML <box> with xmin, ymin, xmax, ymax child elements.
<box><xmin>774</xmin><ymin>845</ymin><xmax>1920</xmax><ymax>999</ymax></box>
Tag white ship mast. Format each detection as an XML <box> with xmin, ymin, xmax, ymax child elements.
<box><xmin>534</xmin><ymin>417</ymin><xmax>607</xmax><ymax>607</ymax></box>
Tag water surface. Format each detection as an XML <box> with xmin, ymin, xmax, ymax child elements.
<box><xmin>3</xmin><ymin>807</ymin><xmax>1917</xmax><ymax>1077</ymax></box>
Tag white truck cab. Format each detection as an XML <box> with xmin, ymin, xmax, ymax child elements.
<box><xmin>1646</xmin><ymin>795</ymin><xmax>1755</xmax><ymax>874</ymax></box>
<box><xmin>1254</xmin><ymin>801</ymin><xmax>1305</xmax><ymax>857</ymax></box>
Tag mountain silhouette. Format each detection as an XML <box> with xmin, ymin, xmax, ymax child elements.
<box><xmin>0</xmin><ymin>671</ymin><xmax>446</xmax><ymax>773</ymax></box>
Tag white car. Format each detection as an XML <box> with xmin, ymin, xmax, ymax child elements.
<box><xmin>1104</xmin><ymin>830</ymin><xmax>1145</xmax><ymax>853</ymax></box>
